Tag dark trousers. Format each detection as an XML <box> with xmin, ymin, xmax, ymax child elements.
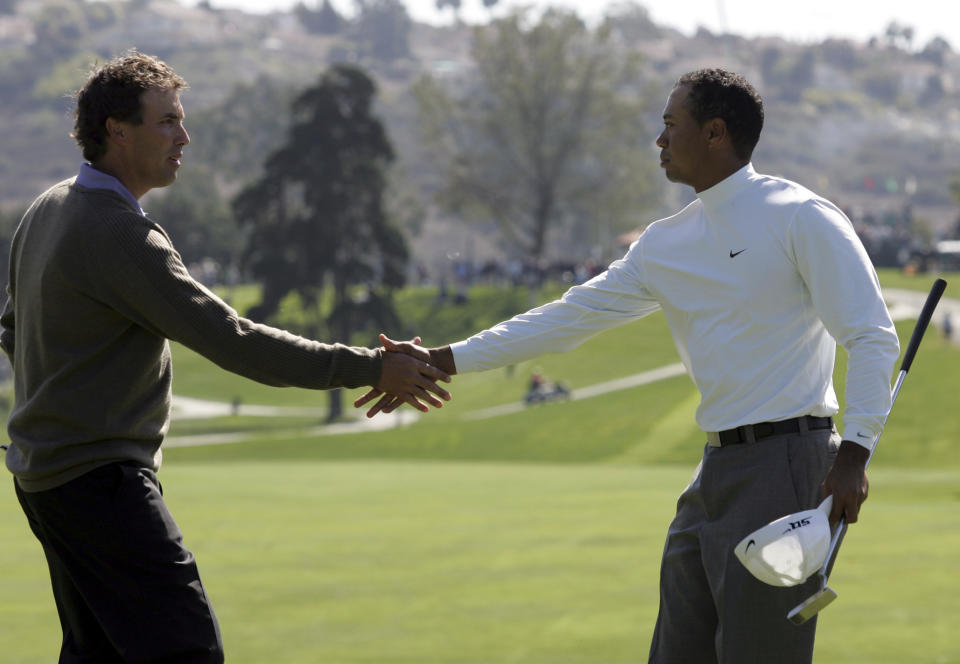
<box><xmin>15</xmin><ymin>462</ymin><xmax>224</xmax><ymax>663</ymax></box>
<box><xmin>649</xmin><ymin>429</ymin><xmax>840</xmax><ymax>664</ymax></box>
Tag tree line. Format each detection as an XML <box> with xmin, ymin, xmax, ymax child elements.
<box><xmin>1</xmin><ymin>8</ymin><xmax>661</xmax><ymax>418</ymax></box>
<box><xmin>2</xmin><ymin>3</ymin><xmax>960</xmax><ymax>420</ymax></box>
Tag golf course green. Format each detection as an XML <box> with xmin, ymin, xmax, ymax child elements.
<box><xmin>1</xmin><ymin>271</ymin><xmax>957</xmax><ymax>663</ymax></box>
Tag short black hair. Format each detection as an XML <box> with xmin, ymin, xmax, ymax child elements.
<box><xmin>72</xmin><ymin>50</ymin><xmax>187</xmax><ymax>163</ymax></box>
<box><xmin>675</xmin><ymin>68</ymin><xmax>763</xmax><ymax>160</ymax></box>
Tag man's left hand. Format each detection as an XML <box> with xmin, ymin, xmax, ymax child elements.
<box><xmin>821</xmin><ymin>440</ymin><xmax>870</xmax><ymax>526</ymax></box>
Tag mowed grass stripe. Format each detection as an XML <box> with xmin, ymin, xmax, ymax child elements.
<box><xmin>2</xmin><ymin>461</ymin><xmax>958</xmax><ymax>663</ymax></box>
<box><xmin>165</xmin><ymin>316</ymin><xmax>960</xmax><ymax>470</ymax></box>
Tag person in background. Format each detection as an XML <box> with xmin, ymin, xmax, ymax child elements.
<box><xmin>356</xmin><ymin>68</ymin><xmax>899</xmax><ymax>664</ymax></box>
<box><xmin>1</xmin><ymin>50</ymin><xmax>451</xmax><ymax>663</ymax></box>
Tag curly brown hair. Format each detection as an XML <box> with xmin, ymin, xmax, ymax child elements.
<box><xmin>72</xmin><ymin>50</ymin><xmax>188</xmax><ymax>163</ymax></box>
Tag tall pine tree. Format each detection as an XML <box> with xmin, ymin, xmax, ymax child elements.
<box><xmin>233</xmin><ymin>65</ymin><xmax>408</xmax><ymax>420</ymax></box>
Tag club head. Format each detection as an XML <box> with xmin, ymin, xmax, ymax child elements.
<box><xmin>787</xmin><ymin>586</ymin><xmax>838</xmax><ymax>625</ymax></box>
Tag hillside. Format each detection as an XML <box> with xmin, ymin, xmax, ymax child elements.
<box><xmin>1</xmin><ymin>0</ymin><xmax>959</xmax><ymax>270</ymax></box>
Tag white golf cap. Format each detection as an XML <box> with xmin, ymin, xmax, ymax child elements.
<box><xmin>734</xmin><ymin>496</ymin><xmax>833</xmax><ymax>587</ymax></box>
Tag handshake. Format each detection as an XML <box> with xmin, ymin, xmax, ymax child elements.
<box><xmin>357</xmin><ymin>334</ymin><xmax>458</xmax><ymax>418</ymax></box>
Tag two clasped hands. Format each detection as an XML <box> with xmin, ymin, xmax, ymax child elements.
<box><xmin>364</xmin><ymin>334</ymin><xmax>457</xmax><ymax>417</ymax></box>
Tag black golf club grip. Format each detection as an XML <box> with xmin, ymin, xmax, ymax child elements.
<box><xmin>899</xmin><ymin>278</ymin><xmax>947</xmax><ymax>373</ymax></box>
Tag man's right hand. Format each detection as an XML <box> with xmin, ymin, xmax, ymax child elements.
<box><xmin>357</xmin><ymin>334</ymin><xmax>457</xmax><ymax>417</ymax></box>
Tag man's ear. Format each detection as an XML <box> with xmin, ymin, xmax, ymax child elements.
<box><xmin>704</xmin><ymin>118</ymin><xmax>727</xmax><ymax>147</ymax></box>
<box><xmin>105</xmin><ymin>117</ymin><xmax>127</xmax><ymax>143</ymax></box>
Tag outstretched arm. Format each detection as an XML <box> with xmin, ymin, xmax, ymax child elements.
<box><xmin>358</xmin><ymin>256</ymin><xmax>660</xmax><ymax>417</ymax></box>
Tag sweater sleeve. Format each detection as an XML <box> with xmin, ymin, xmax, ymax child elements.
<box><xmin>92</xmin><ymin>212</ymin><xmax>382</xmax><ymax>390</ymax></box>
<box><xmin>790</xmin><ymin>199</ymin><xmax>900</xmax><ymax>448</ymax></box>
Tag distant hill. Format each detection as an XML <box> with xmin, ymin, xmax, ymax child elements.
<box><xmin>1</xmin><ymin>0</ymin><xmax>958</xmax><ymax>269</ymax></box>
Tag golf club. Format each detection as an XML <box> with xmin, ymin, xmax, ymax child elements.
<box><xmin>787</xmin><ymin>277</ymin><xmax>948</xmax><ymax>625</ymax></box>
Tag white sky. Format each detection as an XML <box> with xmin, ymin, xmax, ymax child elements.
<box><xmin>188</xmin><ymin>0</ymin><xmax>960</xmax><ymax>50</ymax></box>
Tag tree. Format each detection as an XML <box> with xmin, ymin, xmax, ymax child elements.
<box><xmin>189</xmin><ymin>76</ymin><xmax>296</xmax><ymax>187</ymax></box>
<box><xmin>819</xmin><ymin>38</ymin><xmax>858</xmax><ymax>70</ymax></box>
<box><xmin>918</xmin><ymin>36</ymin><xmax>952</xmax><ymax>66</ymax></box>
<box><xmin>353</xmin><ymin>0</ymin><xmax>411</xmax><ymax>62</ymax></box>
<box><xmin>862</xmin><ymin>69</ymin><xmax>900</xmax><ymax>103</ymax></box>
<box><xmin>951</xmin><ymin>175</ymin><xmax>960</xmax><ymax>237</ymax></box>
<box><xmin>919</xmin><ymin>73</ymin><xmax>946</xmax><ymax>105</ymax></box>
<box><xmin>605</xmin><ymin>1</ymin><xmax>662</xmax><ymax>41</ymax></box>
<box><xmin>437</xmin><ymin>0</ymin><xmax>500</xmax><ymax>20</ymax></box>
<box><xmin>232</xmin><ymin>65</ymin><xmax>408</xmax><ymax>420</ymax></box>
<box><xmin>31</xmin><ymin>0</ymin><xmax>86</xmax><ymax>59</ymax></box>
<box><xmin>81</xmin><ymin>0</ymin><xmax>117</xmax><ymax>29</ymax></box>
<box><xmin>436</xmin><ymin>0</ymin><xmax>461</xmax><ymax>21</ymax></box>
<box><xmin>146</xmin><ymin>164</ymin><xmax>239</xmax><ymax>270</ymax></box>
<box><xmin>883</xmin><ymin>21</ymin><xmax>914</xmax><ymax>51</ymax></box>
<box><xmin>294</xmin><ymin>0</ymin><xmax>343</xmax><ymax>35</ymax></box>
<box><xmin>414</xmin><ymin>8</ymin><xmax>660</xmax><ymax>265</ymax></box>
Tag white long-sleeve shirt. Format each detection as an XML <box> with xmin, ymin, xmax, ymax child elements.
<box><xmin>451</xmin><ymin>164</ymin><xmax>900</xmax><ymax>448</ymax></box>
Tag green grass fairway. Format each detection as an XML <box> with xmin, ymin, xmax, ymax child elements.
<box><xmin>2</xmin><ymin>271</ymin><xmax>957</xmax><ymax>662</ymax></box>
<box><xmin>1</xmin><ymin>462</ymin><xmax>957</xmax><ymax>663</ymax></box>
<box><xmin>164</xmin><ymin>315</ymin><xmax>960</xmax><ymax>472</ymax></box>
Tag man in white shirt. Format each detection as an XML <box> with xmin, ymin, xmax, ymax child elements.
<box><xmin>357</xmin><ymin>69</ymin><xmax>900</xmax><ymax>663</ymax></box>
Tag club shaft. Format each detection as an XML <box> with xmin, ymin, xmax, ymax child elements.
<box><xmin>819</xmin><ymin>279</ymin><xmax>946</xmax><ymax>580</ymax></box>
<box><xmin>865</xmin><ymin>368</ymin><xmax>904</xmax><ymax>468</ymax></box>
<box><xmin>791</xmin><ymin>279</ymin><xmax>947</xmax><ymax>623</ymax></box>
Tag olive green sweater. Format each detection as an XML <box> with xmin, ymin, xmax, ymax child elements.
<box><xmin>1</xmin><ymin>178</ymin><xmax>383</xmax><ymax>491</ymax></box>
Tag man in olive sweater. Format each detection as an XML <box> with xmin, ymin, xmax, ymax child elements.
<box><xmin>1</xmin><ymin>51</ymin><xmax>450</xmax><ymax>663</ymax></box>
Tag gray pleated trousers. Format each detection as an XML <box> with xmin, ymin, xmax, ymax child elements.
<box><xmin>649</xmin><ymin>428</ymin><xmax>840</xmax><ymax>664</ymax></box>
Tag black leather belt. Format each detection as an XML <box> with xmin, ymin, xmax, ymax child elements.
<box><xmin>707</xmin><ymin>415</ymin><xmax>833</xmax><ymax>447</ymax></box>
